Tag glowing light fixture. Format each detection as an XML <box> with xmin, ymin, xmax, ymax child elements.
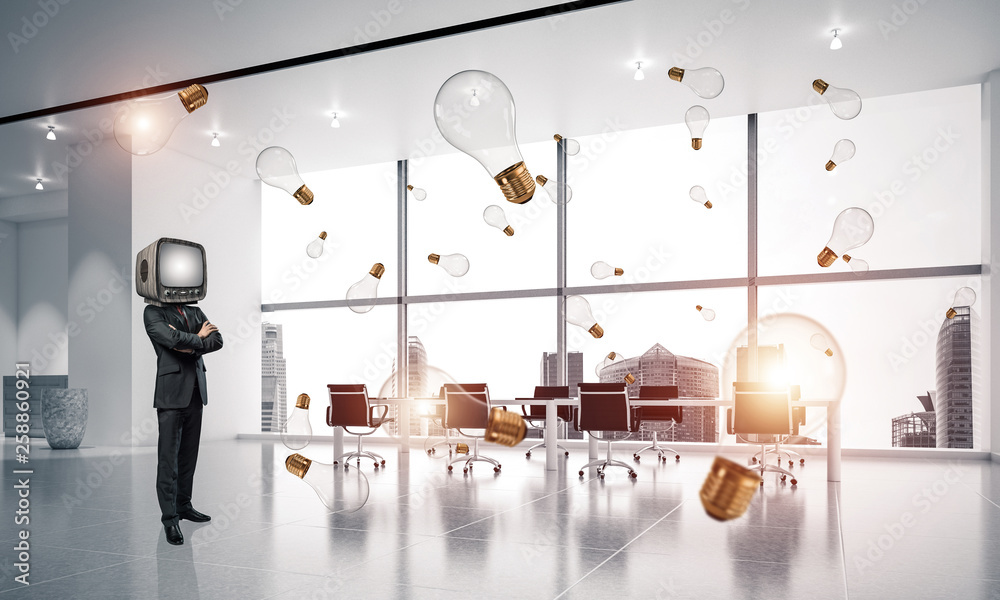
<box><xmin>46</xmin><ymin>126</ymin><xmax>56</xmax><ymax>141</ymax></box>
<box><xmin>830</xmin><ymin>29</ymin><xmax>843</xmax><ymax>50</ymax></box>
<box><xmin>34</xmin><ymin>179</ymin><xmax>43</xmax><ymax>190</ymax></box>
<box><xmin>211</xmin><ymin>132</ymin><xmax>220</xmax><ymax>147</ymax></box>
<box><xmin>633</xmin><ymin>61</ymin><xmax>645</xmax><ymax>81</ymax></box>
<box><xmin>330</xmin><ymin>112</ymin><xmax>341</xmax><ymax>128</ymax></box>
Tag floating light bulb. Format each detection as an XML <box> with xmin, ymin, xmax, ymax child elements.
<box><xmin>211</xmin><ymin>132</ymin><xmax>220</xmax><ymax>147</ymax></box>
<box><xmin>406</xmin><ymin>185</ymin><xmax>427</xmax><ymax>201</ymax></box>
<box><xmin>285</xmin><ymin>453</ymin><xmax>369</xmax><ymax>513</ymax></box>
<box><xmin>812</xmin><ymin>79</ymin><xmax>862</xmax><ymax>120</ymax></box>
<box><xmin>826</xmin><ymin>139</ymin><xmax>856</xmax><ymax>171</ymax></box>
<box><xmin>434</xmin><ymin>70</ymin><xmax>535</xmax><ymax>204</ymax></box>
<box><xmin>255</xmin><ymin>146</ymin><xmax>314</xmax><ymax>205</ymax></box>
<box><xmin>830</xmin><ymin>29</ymin><xmax>843</xmax><ymax>50</ymax></box>
<box><xmin>810</xmin><ymin>333</ymin><xmax>834</xmax><ymax>357</ymax></box>
<box><xmin>689</xmin><ymin>185</ymin><xmax>713</xmax><ymax>209</ymax></box>
<box><xmin>624</xmin><ymin>373</ymin><xmax>636</xmax><ymax>385</ymax></box>
<box><xmin>113</xmin><ymin>83</ymin><xmax>208</xmax><ymax>156</ymax></box>
<box><xmin>553</xmin><ymin>134</ymin><xmax>581</xmax><ymax>156</ymax></box>
<box><xmin>346</xmin><ymin>263</ymin><xmax>385</xmax><ymax>314</ymax></box>
<box><xmin>306</xmin><ymin>232</ymin><xmax>327</xmax><ymax>259</ymax></box>
<box><xmin>330</xmin><ymin>112</ymin><xmax>341</xmax><ymax>128</ymax></box>
<box><xmin>595</xmin><ymin>351</ymin><xmax>622</xmax><ymax>376</ymax></box>
<box><xmin>842</xmin><ymin>254</ymin><xmax>869</xmax><ymax>273</ymax></box>
<box><xmin>46</xmin><ymin>126</ymin><xmax>56</xmax><ymax>141</ymax></box>
<box><xmin>280</xmin><ymin>394</ymin><xmax>313</xmax><ymax>450</ymax></box>
<box><xmin>685</xmin><ymin>106</ymin><xmax>710</xmax><ymax>150</ymax></box>
<box><xmin>484</xmin><ymin>407</ymin><xmax>527</xmax><ymax>446</ymax></box>
<box><xmin>947</xmin><ymin>287</ymin><xmax>977</xmax><ymax>319</ymax></box>
<box><xmin>428</xmin><ymin>253</ymin><xmax>470</xmax><ymax>277</ymax></box>
<box><xmin>566</xmin><ymin>295</ymin><xmax>603</xmax><ymax>338</ymax></box>
<box><xmin>483</xmin><ymin>205</ymin><xmax>514</xmax><ymax>236</ymax></box>
<box><xmin>817</xmin><ymin>207</ymin><xmax>874</xmax><ymax>267</ymax></box>
<box><xmin>633</xmin><ymin>61</ymin><xmax>645</xmax><ymax>81</ymax></box>
<box><xmin>700</xmin><ymin>456</ymin><xmax>759</xmax><ymax>521</ymax></box>
<box><xmin>590</xmin><ymin>261</ymin><xmax>623</xmax><ymax>279</ymax></box>
<box><xmin>668</xmin><ymin>67</ymin><xmax>725</xmax><ymax>99</ymax></box>
<box><xmin>535</xmin><ymin>175</ymin><xmax>573</xmax><ymax>204</ymax></box>
<box><xmin>34</xmin><ymin>179</ymin><xmax>43</xmax><ymax>191</ymax></box>
<box><xmin>696</xmin><ymin>305</ymin><xmax>716</xmax><ymax>321</ymax></box>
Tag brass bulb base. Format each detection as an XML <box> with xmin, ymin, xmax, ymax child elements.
<box><xmin>285</xmin><ymin>453</ymin><xmax>312</xmax><ymax>479</ymax></box>
<box><xmin>668</xmin><ymin>67</ymin><xmax>685</xmax><ymax>82</ymax></box>
<box><xmin>696</xmin><ymin>305</ymin><xmax>703</xmax><ymax>312</ymax></box>
<box><xmin>813</xmin><ymin>79</ymin><xmax>829</xmax><ymax>95</ymax></box>
<box><xmin>946</xmin><ymin>307</ymin><xmax>957</xmax><ymax>319</ymax></box>
<box><xmin>502</xmin><ymin>225</ymin><xmax>514</xmax><ymax>236</ymax></box>
<box><xmin>825</xmin><ymin>348</ymin><xmax>834</xmax><ymax>357</ymax></box>
<box><xmin>817</xmin><ymin>246</ymin><xmax>838</xmax><ymax>267</ymax></box>
<box><xmin>825</xmin><ymin>160</ymin><xmax>837</xmax><ymax>171</ymax></box>
<box><xmin>691</xmin><ymin>138</ymin><xmax>702</xmax><ymax>150</ymax></box>
<box><xmin>494</xmin><ymin>162</ymin><xmax>535</xmax><ymax>204</ymax></box>
<box><xmin>406</xmin><ymin>184</ymin><xmax>414</xmax><ymax>191</ymax></box>
<box><xmin>607</xmin><ymin>352</ymin><xmax>616</xmax><ymax>360</ymax></box>
<box><xmin>843</xmin><ymin>254</ymin><xmax>852</xmax><ymax>263</ymax></box>
<box><xmin>484</xmin><ymin>407</ymin><xmax>527</xmax><ymax>447</ymax></box>
<box><xmin>318</xmin><ymin>232</ymin><xmax>327</xmax><ymax>240</ymax></box>
<box><xmin>704</xmin><ymin>200</ymin><xmax>713</xmax><ymax>209</ymax></box>
<box><xmin>553</xmin><ymin>134</ymin><xmax>564</xmax><ymax>142</ymax></box>
<box><xmin>455</xmin><ymin>443</ymin><xmax>470</xmax><ymax>455</ymax></box>
<box><xmin>178</xmin><ymin>84</ymin><xmax>209</xmax><ymax>113</ymax></box>
<box><xmin>614</xmin><ymin>268</ymin><xmax>624</xmax><ymax>276</ymax></box>
<box><xmin>624</xmin><ymin>373</ymin><xmax>636</xmax><ymax>385</ymax></box>
<box><xmin>295</xmin><ymin>393</ymin><xmax>311</xmax><ymax>410</ymax></box>
<box><xmin>428</xmin><ymin>253</ymin><xmax>441</xmax><ymax>264</ymax></box>
<box><xmin>700</xmin><ymin>456</ymin><xmax>759</xmax><ymax>521</ymax></box>
<box><xmin>588</xmin><ymin>323</ymin><xmax>604</xmax><ymax>338</ymax></box>
<box><xmin>293</xmin><ymin>185</ymin><xmax>314</xmax><ymax>206</ymax></box>
<box><xmin>369</xmin><ymin>263</ymin><xmax>385</xmax><ymax>279</ymax></box>
<box><xmin>535</xmin><ymin>174</ymin><xmax>548</xmax><ymax>186</ymax></box>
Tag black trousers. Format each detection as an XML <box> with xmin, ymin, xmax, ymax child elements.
<box><xmin>156</xmin><ymin>386</ymin><xmax>204</xmax><ymax>526</ymax></box>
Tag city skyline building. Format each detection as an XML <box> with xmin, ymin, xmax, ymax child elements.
<box><xmin>934</xmin><ymin>306</ymin><xmax>975</xmax><ymax>448</ymax></box>
<box><xmin>261</xmin><ymin>322</ymin><xmax>287</xmax><ymax>432</ymax></box>
<box><xmin>892</xmin><ymin>391</ymin><xmax>937</xmax><ymax>448</ymax></box>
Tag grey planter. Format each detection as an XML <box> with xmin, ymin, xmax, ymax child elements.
<box><xmin>41</xmin><ymin>388</ymin><xmax>88</xmax><ymax>449</ymax></box>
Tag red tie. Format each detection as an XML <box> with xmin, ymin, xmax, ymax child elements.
<box><xmin>176</xmin><ymin>306</ymin><xmax>191</xmax><ymax>331</ymax></box>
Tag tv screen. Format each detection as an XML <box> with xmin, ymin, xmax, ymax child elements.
<box><xmin>159</xmin><ymin>242</ymin><xmax>204</xmax><ymax>287</ymax></box>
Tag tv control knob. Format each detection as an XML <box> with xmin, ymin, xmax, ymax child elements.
<box><xmin>164</xmin><ymin>290</ymin><xmax>171</xmax><ymax>296</ymax></box>
<box><xmin>194</xmin><ymin>289</ymin><xmax>200</xmax><ymax>294</ymax></box>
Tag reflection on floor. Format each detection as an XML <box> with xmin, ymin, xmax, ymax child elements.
<box><xmin>2</xmin><ymin>439</ymin><xmax>1000</xmax><ymax>599</ymax></box>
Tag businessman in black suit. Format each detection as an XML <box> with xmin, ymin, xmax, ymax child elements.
<box><xmin>143</xmin><ymin>303</ymin><xmax>223</xmax><ymax>545</ymax></box>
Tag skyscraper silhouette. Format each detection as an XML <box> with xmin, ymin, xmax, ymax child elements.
<box><xmin>934</xmin><ymin>307</ymin><xmax>975</xmax><ymax>448</ymax></box>
<box><xmin>261</xmin><ymin>322</ymin><xmax>287</xmax><ymax>432</ymax></box>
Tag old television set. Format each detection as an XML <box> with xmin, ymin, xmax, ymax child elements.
<box><xmin>135</xmin><ymin>238</ymin><xmax>207</xmax><ymax>305</ymax></box>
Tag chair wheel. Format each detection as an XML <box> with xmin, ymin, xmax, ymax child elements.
<box><xmin>751</xmin><ymin>457</ymin><xmax>758</xmax><ymax>464</ymax></box>
<box><xmin>630</xmin><ymin>471</ymin><xmax>637</xmax><ymax>479</ymax></box>
<box><xmin>791</xmin><ymin>479</ymin><xmax>798</xmax><ymax>485</ymax></box>
<box><xmin>579</xmin><ymin>471</ymin><xmax>584</xmax><ymax>477</ymax></box>
<box><xmin>800</xmin><ymin>459</ymin><xmax>805</xmax><ymax>465</ymax></box>
<box><xmin>788</xmin><ymin>461</ymin><xmax>794</xmax><ymax>468</ymax></box>
<box><xmin>760</xmin><ymin>480</ymin><xmax>765</xmax><ymax>486</ymax></box>
<box><xmin>675</xmin><ymin>455</ymin><xmax>681</xmax><ymax>461</ymax></box>
<box><xmin>374</xmin><ymin>462</ymin><xmax>379</xmax><ymax>468</ymax></box>
<box><xmin>633</xmin><ymin>454</ymin><xmax>638</xmax><ymax>459</ymax></box>
<box><xmin>565</xmin><ymin>451</ymin><xmax>570</xmax><ymax>457</ymax></box>
<box><xmin>427</xmin><ymin>450</ymin><xmax>432</xmax><ymax>455</ymax></box>
<box><xmin>634</xmin><ymin>456</ymin><xmax>640</xmax><ymax>462</ymax></box>
<box><xmin>463</xmin><ymin>468</ymin><xmax>468</xmax><ymax>474</ymax></box>
<box><xmin>526</xmin><ymin>452</ymin><xmax>531</xmax><ymax>458</ymax></box>
<box><xmin>780</xmin><ymin>475</ymin><xmax>786</xmax><ymax>482</ymax></box>
<box><xmin>497</xmin><ymin>464</ymin><xmax>502</xmax><ymax>469</ymax></box>
<box><xmin>447</xmin><ymin>465</ymin><xmax>453</xmax><ymax>472</ymax></box>
<box><xmin>599</xmin><ymin>473</ymin><xmax>605</xmax><ymax>480</ymax></box>
<box><xmin>381</xmin><ymin>460</ymin><xmax>386</xmax><ymax>466</ymax></box>
<box><xmin>333</xmin><ymin>460</ymin><xmax>339</xmax><ymax>465</ymax></box>
<box><xmin>494</xmin><ymin>467</ymin><xmax>500</xmax><ymax>473</ymax></box>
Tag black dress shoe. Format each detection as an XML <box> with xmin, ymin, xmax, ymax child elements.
<box><xmin>164</xmin><ymin>524</ymin><xmax>184</xmax><ymax>545</ymax></box>
<box><xmin>179</xmin><ymin>508</ymin><xmax>212</xmax><ymax>523</ymax></box>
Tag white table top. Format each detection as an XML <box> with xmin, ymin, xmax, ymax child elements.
<box><xmin>378</xmin><ymin>397</ymin><xmax>834</xmax><ymax>407</ymax></box>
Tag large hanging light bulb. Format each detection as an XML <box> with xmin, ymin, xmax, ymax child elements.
<box><xmin>812</xmin><ymin>79</ymin><xmax>862</xmax><ymax>120</ymax></box>
<box><xmin>685</xmin><ymin>106</ymin><xmax>710</xmax><ymax>150</ymax></box>
<box><xmin>281</xmin><ymin>393</ymin><xmax>313</xmax><ymax>450</ymax></box>
<box><xmin>826</xmin><ymin>139</ymin><xmax>856</xmax><ymax>171</ymax></box>
<box><xmin>668</xmin><ymin>67</ymin><xmax>725</xmax><ymax>99</ymax></box>
<box><xmin>285</xmin><ymin>453</ymin><xmax>369</xmax><ymax>513</ymax></box>
<box><xmin>946</xmin><ymin>287</ymin><xmax>977</xmax><ymax>319</ymax></box>
<box><xmin>434</xmin><ymin>70</ymin><xmax>535</xmax><ymax>204</ymax></box>
<box><xmin>565</xmin><ymin>295</ymin><xmax>603</xmax><ymax>338</ymax></box>
<box><xmin>113</xmin><ymin>84</ymin><xmax>208</xmax><ymax>156</ymax></box>
<box><xmin>255</xmin><ymin>146</ymin><xmax>314</xmax><ymax>205</ymax></box>
<box><xmin>817</xmin><ymin>207</ymin><xmax>874</xmax><ymax>267</ymax></box>
<box><xmin>346</xmin><ymin>263</ymin><xmax>385</xmax><ymax>314</ymax></box>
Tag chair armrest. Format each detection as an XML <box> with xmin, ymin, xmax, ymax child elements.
<box><xmin>369</xmin><ymin>403</ymin><xmax>389</xmax><ymax>426</ymax></box>
<box><xmin>630</xmin><ymin>407</ymin><xmax>643</xmax><ymax>433</ymax></box>
<box><xmin>326</xmin><ymin>406</ymin><xmax>333</xmax><ymax>427</ymax></box>
<box><xmin>726</xmin><ymin>408</ymin><xmax>734</xmax><ymax>435</ymax></box>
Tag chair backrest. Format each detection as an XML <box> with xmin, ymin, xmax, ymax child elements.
<box><xmin>326</xmin><ymin>384</ymin><xmax>372</xmax><ymax>428</ymax></box>
<box><xmin>525</xmin><ymin>386</ymin><xmax>574</xmax><ymax>421</ymax></box>
<box><xmin>577</xmin><ymin>382</ymin><xmax>632</xmax><ymax>433</ymax></box>
<box><xmin>637</xmin><ymin>385</ymin><xmax>682</xmax><ymax>423</ymax></box>
<box><xmin>731</xmin><ymin>382</ymin><xmax>792</xmax><ymax>436</ymax></box>
<box><xmin>443</xmin><ymin>383</ymin><xmax>490</xmax><ymax>429</ymax></box>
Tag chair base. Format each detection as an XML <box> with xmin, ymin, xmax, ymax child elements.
<box><xmin>578</xmin><ymin>439</ymin><xmax>637</xmax><ymax>480</ymax></box>
<box><xmin>633</xmin><ymin>430</ymin><xmax>680</xmax><ymax>462</ymax></box>
<box><xmin>336</xmin><ymin>429</ymin><xmax>386</xmax><ymax>470</ymax></box>
<box><xmin>747</xmin><ymin>443</ymin><xmax>797</xmax><ymax>485</ymax></box>
<box><xmin>446</xmin><ymin>437</ymin><xmax>502</xmax><ymax>474</ymax></box>
<box><xmin>525</xmin><ymin>441</ymin><xmax>569</xmax><ymax>458</ymax></box>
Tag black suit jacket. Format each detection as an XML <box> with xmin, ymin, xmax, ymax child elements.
<box><xmin>143</xmin><ymin>304</ymin><xmax>224</xmax><ymax>409</ymax></box>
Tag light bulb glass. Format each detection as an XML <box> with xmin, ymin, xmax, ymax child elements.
<box><xmin>429</xmin><ymin>253</ymin><xmax>470</xmax><ymax>277</ymax></box>
<box><xmin>685</xmin><ymin>105</ymin><xmax>710</xmax><ymax>150</ymax></box>
<box><xmin>813</xmin><ymin>79</ymin><xmax>862</xmax><ymax>120</ymax></box>
<box><xmin>696</xmin><ymin>305</ymin><xmax>716</xmax><ymax>321</ymax></box>
<box><xmin>306</xmin><ymin>232</ymin><xmax>326</xmax><ymax>259</ymax></box>
<box><xmin>256</xmin><ymin>146</ymin><xmax>314</xmax><ymax>205</ymax></box>
<box><xmin>826</xmin><ymin>139</ymin><xmax>856</xmax><ymax>171</ymax></box>
<box><xmin>406</xmin><ymin>185</ymin><xmax>427</xmax><ymax>201</ymax></box>
<box><xmin>689</xmin><ymin>185</ymin><xmax>712</xmax><ymax>209</ymax></box>
<box><xmin>810</xmin><ymin>333</ymin><xmax>834</xmax><ymax>356</ymax></box>
<box><xmin>634</xmin><ymin>62</ymin><xmax>645</xmax><ymax>81</ymax></box>
<box><xmin>595</xmin><ymin>351</ymin><xmax>622</xmax><ymax>376</ymax></box>
<box><xmin>346</xmin><ymin>263</ymin><xmax>384</xmax><ymax>314</ymax></box>
<box><xmin>483</xmin><ymin>205</ymin><xmax>514</xmax><ymax>236</ymax></box>
<box><xmin>669</xmin><ymin>67</ymin><xmax>725</xmax><ymax>99</ymax></box>
<box><xmin>843</xmin><ymin>255</ymin><xmax>869</xmax><ymax>273</ymax></box>
<box><xmin>590</xmin><ymin>261</ymin><xmax>623</xmax><ymax>280</ymax></box>
<box><xmin>285</xmin><ymin>454</ymin><xmax>369</xmax><ymax>513</ymax></box>
<box><xmin>34</xmin><ymin>179</ymin><xmax>43</xmax><ymax>190</ymax></box>
<box><xmin>46</xmin><ymin>127</ymin><xmax>56</xmax><ymax>141</ymax></box>
<box><xmin>535</xmin><ymin>175</ymin><xmax>572</xmax><ymax>204</ymax></box>
<box><xmin>281</xmin><ymin>394</ymin><xmax>313</xmax><ymax>450</ymax></box>
<box><xmin>113</xmin><ymin>84</ymin><xmax>208</xmax><ymax>156</ymax></box>
<box><xmin>817</xmin><ymin>207</ymin><xmax>874</xmax><ymax>267</ymax></box>
<box><xmin>565</xmin><ymin>295</ymin><xmax>603</xmax><ymax>338</ymax></box>
<box><xmin>947</xmin><ymin>286</ymin><xmax>977</xmax><ymax>318</ymax></box>
<box><xmin>553</xmin><ymin>134</ymin><xmax>581</xmax><ymax>156</ymax></box>
<box><xmin>434</xmin><ymin>70</ymin><xmax>535</xmax><ymax>204</ymax></box>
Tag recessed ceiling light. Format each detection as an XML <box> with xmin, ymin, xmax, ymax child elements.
<box><xmin>211</xmin><ymin>132</ymin><xmax>220</xmax><ymax>147</ymax></box>
<box><xmin>330</xmin><ymin>112</ymin><xmax>341</xmax><ymax>128</ymax></box>
<box><xmin>634</xmin><ymin>61</ymin><xmax>645</xmax><ymax>81</ymax></box>
<box><xmin>35</xmin><ymin>179</ymin><xmax>43</xmax><ymax>190</ymax></box>
<box><xmin>470</xmin><ymin>89</ymin><xmax>480</xmax><ymax>107</ymax></box>
<box><xmin>830</xmin><ymin>29</ymin><xmax>843</xmax><ymax>50</ymax></box>
<box><xmin>46</xmin><ymin>126</ymin><xmax>56</xmax><ymax>141</ymax></box>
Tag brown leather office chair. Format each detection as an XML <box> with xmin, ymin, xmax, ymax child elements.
<box><xmin>633</xmin><ymin>385</ymin><xmax>683</xmax><ymax>463</ymax></box>
<box><xmin>576</xmin><ymin>382</ymin><xmax>641</xmax><ymax>480</ymax></box>
<box><xmin>756</xmin><ymin>385</ymin><xmax>806</xmax><ymax>469</ymax></box>
<box><xmin>426</xmin><ymin>385</ymin><xmax>455</xmax><ymax>456</ymax></box>
<box><xmin>726</xmin><ymin>382</ymin><xmax>797</xmax><ymax>486</ymax></box>
<box><xmin>518</xmin><ymin>385</ymin><xmax>573</xmax><ymax>458</ymax></box>
<box><xmin>326</xmin><ymin>384</ymin><xmax>394</xmax><ymax>470</ymax></box>
<box><xmin>443</xmin><ymin>383</ymin><xmax>502</xmax><ymax>474</ymax></box>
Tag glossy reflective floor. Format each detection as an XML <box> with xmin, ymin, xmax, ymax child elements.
<box><xmin>2</xmin><ymin>439</ymin><xmax>1000</xmax><ymax>599</ymax></box>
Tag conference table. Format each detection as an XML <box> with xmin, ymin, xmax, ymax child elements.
<box><xmin>334</xmin><ymin>397</ymin><xmax>841</xmax><ymax>482</ymax></box>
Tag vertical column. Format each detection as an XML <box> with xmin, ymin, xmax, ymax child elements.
<box><xmin>747</xmin><ymin>113</ymin><xmax>759</xmax><ymax>382</ymax></box>
<box><xmin>984</xmin><ymin>72</ymin><xmax>999</xmax><ymax>456</ymax></box>
<box><xmin>556</xmin><ymin>139</ymin><xmax>568</xmax><ymax>387</ymax></box>
<box><xmin>397</xmin><ymin>160</ymin><xmax>410</xmax><ymax>455</ymax></box>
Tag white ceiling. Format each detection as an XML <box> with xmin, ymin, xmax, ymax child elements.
<box><xmin>1</xmin><ymin>0</ymin><xmax>999</xmax><ymax>203</ymax></box>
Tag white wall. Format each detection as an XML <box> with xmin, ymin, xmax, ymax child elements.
<box><xmin>18</xmin><ymin>218</ymin><xmax>69</xmax><ymax>375</ymax></box>
<box><xmin>131</xmin><ymin>148</ymin><xmax>261</xmax><ymax>444</ymax></box>
<box><xmin>0</xmin><ymin>220</ymin><xmax>17</xmax><ymax>374</ymax></box>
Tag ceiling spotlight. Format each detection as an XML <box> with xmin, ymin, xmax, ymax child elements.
<box><xmin>330</xmin><ymin>112</ymin><xmax>341</xmax><ymax>128</ymax></box>
<box><xmin>470</xmin><ymin>89</ymin><xmax>480</xmax><ymax>107</ymax></box>
<box><xmin>35</xmin><ymin>179</ymin><xmax>43</xmax><ymax>190</ymax></box>
<box><xmin>634</xmin><ymin>61</ymin><xmax>645</xmax><ymax>81</ymax></box>
<box><xmin>211</xmin><ymin>132</ymin><xmax>220</xmax><ymax>147</ymax></box>
<box><xmin>830</xmin><ymin>29</ymin><xmax>843</xmax><ymax>50</ymax></box>
<box><xmin>46</xmin><ymin>126</ymin><xmax>56</xmax><ymax>141</ymax></box>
